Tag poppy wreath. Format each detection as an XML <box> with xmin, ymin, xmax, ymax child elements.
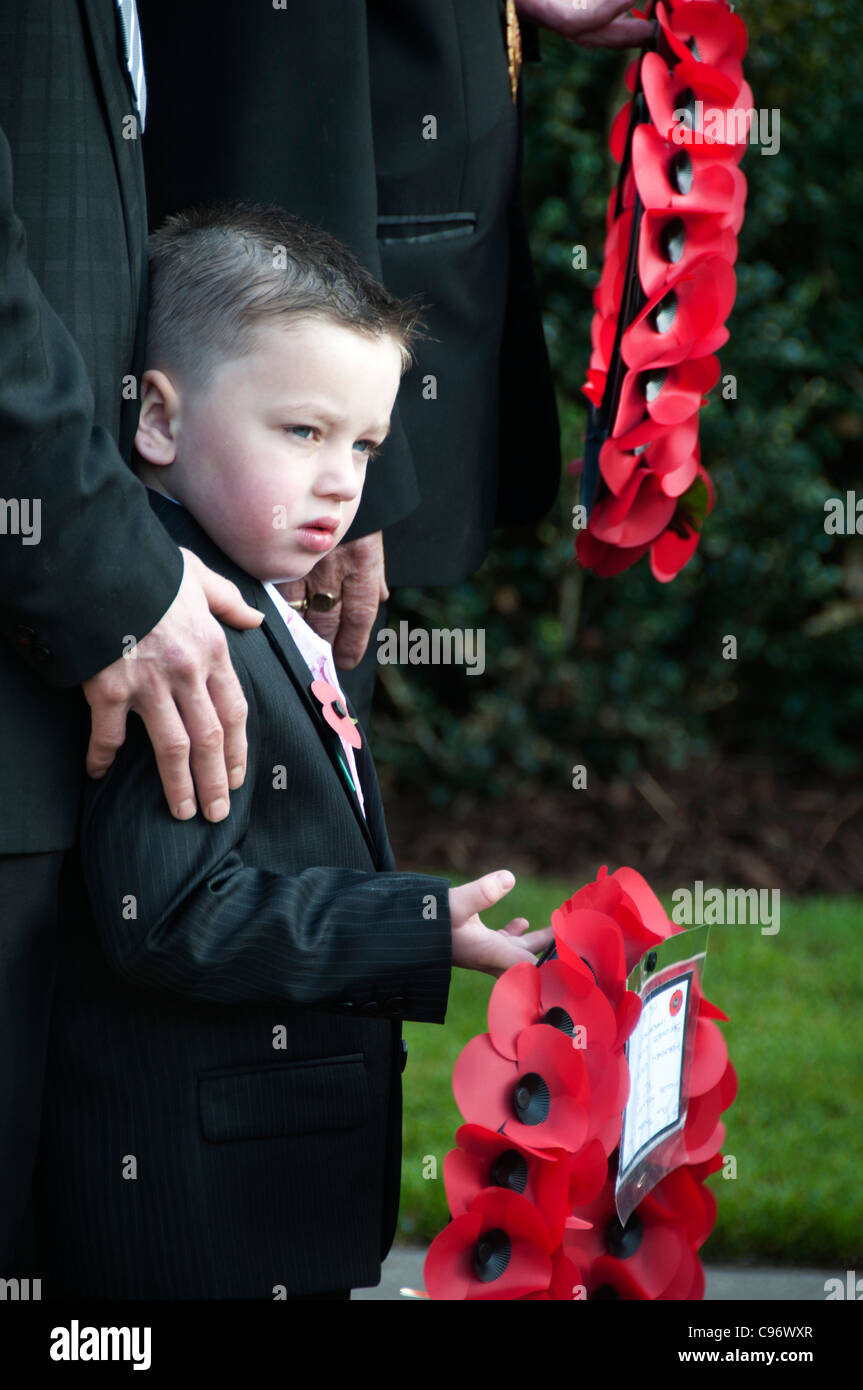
<box><xmin>424</xmin><ymin>866</ymin><xmax>736</xmax><ymax>1300</ymax></box>
<box><xmin>575</xmin><ymin>0</ymin><xmax>750</xmax><ymax>582</ymax></box>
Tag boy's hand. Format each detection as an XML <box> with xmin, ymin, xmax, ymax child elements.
<box><xmin>449</xmin><ymin>870</ymin><xmax>554</xmax><ymax>978</ymax></box>
<box><xmin>83</xmin><ymin>549</ymin><xmax>262</xmax><ymax>822</ymax></box>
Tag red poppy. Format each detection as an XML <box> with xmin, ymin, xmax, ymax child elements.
<box><xmin>520</xmin><ymin>1250</ymin><xmax>586</xmax><ymax>1301</ymax></box>
<box><xmin>452</xmin><ymin>1025</ymin><xmax>592</xmax><ymax>1155</ymax></box>
<box><xmin>621</xmin><ymin>254</ymin><xmax>736</xmax><ymax>371</ymax></box>
<box><xmin>690</xmin><ymin>1016</ymin><xmax>730</xmax><ymax>1097</ymax></box>
<box><xmin>424</xmin><ymin>1188</ymin><xmax>557</xmax><ymax>1301</ymax></box>
<box><xmin>641</xmin><ymin>52</ymin><xmax>753</xmax><ymax>164</ymax></box>
<box><xmin>639</xmin><ymin>206</ymin><xmax>738</xmax><ymax>300</ymax></box>
<box><xmin>610</xmin><ymin>865</ymin><xmax>677</xmax><ymax>951</ymax></box>
<box><xmin>484</xmin><ymin>954</ymin><xmax>632</xmax><ymax>1156</ymax></box>
<box><xmin>309</xmin><ymin>679</ymin><xmax>361</xmax><ymax>748</ymax></box>
<box><xmin>599</xmin><ymin>414</ymin><xmax>700</xmax><ymax>505</ymax></box>
<box><xmin>584</xmin><ymin>467</ymin><xmax>678</xmax><ymax>550</ymax></box>
<box><xmin>575</xmin><ymin>528</ymin><xmax>650</xmax><ymax>578</ymax></box>
<box><xmin>556</xmin><ymin>865</ymin><xmax>667</xmax><ymax>980</ymax></box>
<box><xmin>567</xmin><ymin>1138</ymin><xmax>610</xmax><ymax>1209</ymax></box>
<box><xmin>443</xmin><ymin>1124</ymin><xmax>574</xmax><ymax>1245</ymax></box>
<box><xmin>564</xmin><ymin>1176</ymin><xmax>698</xmax><ymax>1301</ymax></box>
<box><xmin>613</xmin><ymin>354</ymin><xmax>721</xmax><ymax>437</ymax></box>
<box><xmin>596</xmin><ymin>209</ymin><xmax>634</xmax><ymax>317</ymax></box>
<box><xmin>683</xmin><ymin>1058</ymin><xmax>736</xmax><ymax>1163</ymax></box>
<box><xmin>488</xmin><ymin>958</ymin><xmax>618</xmax><ymax>1060</ymax></box>
<box><xmin>650</xmin><ymin>1164</ymin><xmax>717</xmax><ymax>1251</ymax></box>
<box><xmin>649</xmin><ymin>463</ymin><xmax>715</xmax><ymax>581</ymax></box>
<box><xmin>633</xmin><ymin>122</ymin><xmax>747</xmax><ymax>233</ymax></box>
<box><xmin>688</xmin><ymin>1150</ymin><xmax>724</xmax><ymax>1186</ymax></box>
<box><xmin>655</xmin><ymin>0</ymin><xmax>748</xmax><ymax>81</ymax></box>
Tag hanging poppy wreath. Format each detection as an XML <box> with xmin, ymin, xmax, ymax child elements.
<box><xmin>424</xmin><ymin>867</ymin><xmax>735</xmax><ymax>1300</ymax></box>
<box><xmin>575</xmin><ymin>0</ymin><xmax>751</xmax><ymax>581</ymax></box>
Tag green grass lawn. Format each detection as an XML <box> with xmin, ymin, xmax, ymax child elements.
<box><xmin>397</xmin><ymin>878</ymin><xmax>863</xmax><ymax>1267</ymax></box>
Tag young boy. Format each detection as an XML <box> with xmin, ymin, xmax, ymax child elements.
<box><xmin>33</xmin><ymin>203</ymin><xmax>550</xmax><ymax>1300</ymax></box>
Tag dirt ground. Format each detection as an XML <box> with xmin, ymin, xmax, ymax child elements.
<box><xmin>384</xmin><ymin>760</ymin><xmax>863</xmax><ymax>893</ymax></box>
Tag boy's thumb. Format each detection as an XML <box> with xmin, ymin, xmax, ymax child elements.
<box><xmin>469</xmin><ymin>869</ymin><xmax>515</xmax><ymax>915</ymax></box>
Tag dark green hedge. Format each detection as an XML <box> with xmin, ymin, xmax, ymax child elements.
<box><xmin>375</xmin><ymin>1</ymin><xmax>863</xmax><ymax>802</ymax></box>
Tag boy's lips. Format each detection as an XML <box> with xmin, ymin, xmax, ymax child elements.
<box><xmin>296</xmin><ymin>517</ymin><xmax>340</xmax><ymax>552</ymax></box>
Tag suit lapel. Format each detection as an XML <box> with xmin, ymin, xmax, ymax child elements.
<box><xmin>252</xmin><ymin>586</ymin><xmax>380</xmax><ymax>864</ymax></box>
<box><xmin>147</xmin><ymin>493</ymin><xmax>380</xmax><ymax>864</ymax></box>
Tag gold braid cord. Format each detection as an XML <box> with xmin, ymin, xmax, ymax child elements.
<box><xmin>506</xmin><ymin>0</ymin><xmax>522</xmax><ymax>102</ymax></box>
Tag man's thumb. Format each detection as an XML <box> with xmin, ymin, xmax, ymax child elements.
<box><xmin>184</xmin><ymin>551</ymin><xmax>262</xmax><ymax>629</ymax></box>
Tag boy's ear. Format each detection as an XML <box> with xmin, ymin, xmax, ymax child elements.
<box><xmin>135</xmin><ymin>370</ymin><xmax>181</xmax><ymax>465</ymax></box>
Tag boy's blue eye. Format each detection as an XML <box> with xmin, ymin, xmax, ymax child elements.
<box><xmin>354</xmin><ymin>440</ymin><xmax>380</xmax><ymax>458</ymax></box>
<box><xmin>290</xmin><ymin>426</ymin><xmax>314</xmax><ymax>440</ymax></box>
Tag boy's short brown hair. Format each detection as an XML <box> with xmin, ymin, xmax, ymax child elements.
<box><xmin>146</xmin><ymin>200</ymin><xmax>423</xmax><ymax>388</ymax></box>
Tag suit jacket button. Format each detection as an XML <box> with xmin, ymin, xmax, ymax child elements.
<box><xmin>13</xmin><ymin>625</ymin><xmax>35</xmax><ymax>647</ymax></box>
<box><xmin>384</xmin><ymin>996</ymin><xmax>405</xmax><ymax>1017</ymax></box>
<box><xmin>31</xmin><ymin>644</ymin><xmax>53</xmax><ymax>663</ymax></box>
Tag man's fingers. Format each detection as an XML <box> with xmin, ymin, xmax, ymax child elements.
<box><xmin>205</xmin><ymin>653</ymin><xmax>250</xmax><ymax>793</ymax></box>
<box><xmin>276</xmin><ymin>578</ymin><xmax>307</xmax><ymax>607</ymax></box>
<box><xmin>379</xmin><ymin>548</ymin><xmax>390</xmax><ymax>604</ymax></box>
<box><xmin>574</xmin><ymin>16</ymin><xmax>654</xmax><ymax>48</ymax></box>
<box><xmin>331</xmin><ymin>587</ymin><xmax>378</xmax><ymax>668</ymax></box>
<box><xmin>84</xmin><ymin>690</ymin><xmax>129</xmax><ymax>779</ymax></box>
<box><xmin>134</xmin><ymin>697</ymin><xmax>200</xmax><ymax>820</ymax></box>
<box><xmin>172</xmin><ymin>676</ymin><xmax>244</xmax><ymax>821</ymax></box>
<box><xmin>183</xmin><ymin>549</ymin><xmax>262</xmax><ymax>630</ymax></box>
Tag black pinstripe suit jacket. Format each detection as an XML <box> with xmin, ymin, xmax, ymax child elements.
<box><xmin>34</xmin><ymin>491</ymin><xmax>452</xmax><ymax>1299</ymax></box>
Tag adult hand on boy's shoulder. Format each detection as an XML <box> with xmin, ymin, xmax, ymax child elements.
<box><xmin>449</xmin><ymin>870</ymin><xmax>555</xmax><ymax>978</ymax></box>
<box><xmin>83</xmin><ymin>549</ymin><xmax>262</xmax><ymax>824</ymax></box>
<box><xmin>277</xmin><ymin>531</ymin><xmax>388</xmax><ymax>669</ymax></box>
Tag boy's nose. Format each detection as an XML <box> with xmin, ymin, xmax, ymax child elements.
<box><xmin>314</xmin><ymin>450</ymin><xmax>362</xmax><ymax>501</ymax></box>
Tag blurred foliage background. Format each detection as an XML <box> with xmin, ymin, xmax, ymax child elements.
<box><xmin>374</xmin><ymin>1</ymin><xmax>863</xmax><ymax>809</ymax></box>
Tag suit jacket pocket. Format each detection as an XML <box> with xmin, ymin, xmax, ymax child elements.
<box><xmin>377</xmin><ymin>212</ymin><xmax>476</xmax><ymax>245</ymax></box>
<box><xmin>198</xmin><ymin>1054</ymin><xmax>369</xmax><ymax>1143</ymax></box>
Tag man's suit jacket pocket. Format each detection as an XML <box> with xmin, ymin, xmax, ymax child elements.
<box><xmin>377</xmin><ymin>213</ymin><xmax>476</xmax><ymax>246</ymax></box>
<box><xmin>199</xmin><ymin>1055</ymin><xmax>369</xmax><ymax>1143</ymax></box>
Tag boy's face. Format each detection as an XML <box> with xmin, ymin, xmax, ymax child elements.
<box><xmin>136</xmin><ymin>318</ymin><xmax>402</xmax><ymax>583</ymax></box>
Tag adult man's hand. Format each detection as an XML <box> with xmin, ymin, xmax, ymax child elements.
<box><xmin>276</xmin><ymin>531</ymin><xmax>388</xmax><ymax>669</ymax></box>
<box><xmin>82</xmin><ymin>548</ymin><xmax>263</xmax><ymax>822</ymax></box>
<box><xmin>516</xmin><ymin>0</ymin><xmax>654</xmax><ymax>49</ymax></box>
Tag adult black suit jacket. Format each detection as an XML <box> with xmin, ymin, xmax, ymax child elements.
<box><xmin>138</xmin><ymin>0</ymin><xmax>561</xmax><ymax>588</ymax></box>
<box><xmin>34</xmin><ymin>490</ymin><xmax>453</xmax><ymax>1299</ymax></box>
<box><xmin>0</xmin><ymin>0</ymin><xmax>183</xmax><ymax>854</ymax></box>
